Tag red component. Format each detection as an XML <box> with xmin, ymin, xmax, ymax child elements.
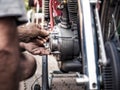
<box><xmin>34</xmin><ymin>0</ymin><xmax>62</xmax><ymax>29</ymax></box>
<box><xmin>52</xmin><ymin>0</ymin><xmax>61</xmax><ymax>16</ymax></box>
<box><xmin>33</xmin><ymin>0</ymin><xmax>61</xmax><ymax>16</ymax></box>
<box><xmin>49</xmin><ymin>0</ymin><xmax>61</xmax><ymax>29</ymax></box>
<box><xmin>34</xmin><ymin>0</ymin><xmax>42</xmax><ymax>7</ymax></box>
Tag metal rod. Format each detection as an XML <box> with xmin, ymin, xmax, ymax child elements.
<box><xmin>42</xmin><ymin>55</ymin><xmax>49</xmax><ymax>90</ymax></box>
<box><xmin>79</xmin><ymin>0</ymin><xmax>98</xmax><ymax>89</ymax></box>
<box><xmin>95</xmin><ymin>6</ymin><xmax>108</xmax><ymax>66</ymax></box>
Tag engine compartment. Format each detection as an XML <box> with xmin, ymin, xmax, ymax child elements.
<box><xmin>28</xmin><ymin>0</ymin><xmax>120</xmax><ymax>90</ymax></box>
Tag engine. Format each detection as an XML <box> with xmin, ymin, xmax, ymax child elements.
<box><xmin>45</xmin><ymin>0</ymin><xmax>120</xmax><ymax>89</ymax></box>
<box><xmin>48</xmin><ymin>0</ymin><xmax>82</xmax><ymax>72</ymax></box>
<box><xmin>29</xmin><ymin>0</ymin><xmax>120</xmax><ymax>90</ymax></box>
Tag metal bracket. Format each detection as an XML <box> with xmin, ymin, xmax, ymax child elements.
<box><xmin>76</xmin><ymin>74</ymin><xmax>89</xmax><ymax>84</ymax></box>
<box><xmin>94</xmin><ymin>6</ymin><xmax>108</xmax><ymax>66</ymax></box>
<box><xmin>78</xmin><ymin>0</ymin><xmax>99</xmax><ymax>89</ymax></box>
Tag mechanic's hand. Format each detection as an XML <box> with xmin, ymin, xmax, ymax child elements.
<box><xmin>18</xmin><ymin>23</ymin><xmax>50</xmax><ymax>42</ymax></box>
<box><xmin>20</xmin><ymin>42</ymin><xmax>50</xmax><ymax>55</ymax></box>
<box><xmin>18</xmin><ymin>23</ymin><xmax>50</xmax><ymax>55</ymax></box>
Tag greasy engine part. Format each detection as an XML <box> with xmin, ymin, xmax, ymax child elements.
<box><xmin>50</xmin><ymin>24</ymin><xmax>80</xmax><ymax>61</ymax></box>
<box><xmin>68</xmin><ymin>0</ymin><xmax>78</xmax><ymax>30</ymax></box>
<box><xmin>49</xmin><ymin>24</ymin><xmax>81</xmax><ymax>72</ymax></box>
<box><xmin>100</xmin><ymin>1</ymin><xmax>120</xmax><ymax>90</ymax></box>
<box><xmin>49</xmin><ymin>0</ymin><xmax>81</xmax><ymax>72</ymax></box>
<box><xmin>60</xmin><ymin>0</ymin><xmax>78</xmax><ymax>29</ymax></box>
<box><xmin>58</xmin><ymin>57</ymin><xmax>82</xmax><ymax>73</ymax></box>
<box><xmin>102</xmin><ymin>41</ymin><xmax>120</xmax><ymax>90</ymax></box>
<box><xmin>46</xmin><ymin>0</ymin><xmax>120</xmax><ymax>89</ymax></box>
<box><xmin>59</xmin><ymin>0</ymin><xmax>71</xmax><ymax>29</ymax></box>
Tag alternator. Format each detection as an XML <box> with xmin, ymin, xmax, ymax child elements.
<box><xmin>50</xmin><ymin>24</ymin><xmax>80</xmax><ymax>61</ymax></box>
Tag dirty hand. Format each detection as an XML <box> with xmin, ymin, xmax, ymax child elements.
<box><xmin>18</xmin><ymin>23</ymin><xmax>50</xmax><ymax>43</ymax></box>
<box><xmin>18</xmin><ymin>23</ymin><xmax>50</xmax><ymax>55</ymax></box>
<box><xmin>20</xmin><ymin>42</ymin><xmax>50</xmax><ymax>55</ymax></box>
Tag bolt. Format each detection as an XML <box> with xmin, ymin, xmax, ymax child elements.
<box><xmin>92</xmin><ymin>83</ymin><xmax>97</xmax><ymax>88</ymax></box>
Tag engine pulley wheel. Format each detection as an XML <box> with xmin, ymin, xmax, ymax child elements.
<box><xmin>102</xmin><ymin>41</ymin><xmax>120</xmax><ymax>90</ymax></box>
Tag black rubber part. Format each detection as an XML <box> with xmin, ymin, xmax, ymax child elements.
<box><xmin>34</xmin><ymin>84</ymin><xmax>41</xmax><ymax>90</ymax></box>
<box><xmin>42</xmin><ymin>55</ymin><xmax>49</xmax><ymax>90</ymax></box>
<box><xmin>102</xmin><ymin>41</ymin><xmax>120</xmax><ymax>90</ymax></box>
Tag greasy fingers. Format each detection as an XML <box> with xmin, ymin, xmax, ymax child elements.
<box><xmin>18</xmin><ymin>23</ymin><xmax>50</xmax><ymax>42</ymax></box>
<box><xmin>26</xmin><ymin>23</ymin><xmax>50</xmax><ymax>37</ymax></box>
<box><xmin>35</xmin><ymin>39</ymin><xmax>44</xmax><ymax>46</ymax></box>
<box><xmin>36</xmin><ymin>36</ymin><xmax>49</xmax><ymax>46</ymax></box>
<box><xmin>31</xmin><ymin>47</ymin><xmax>50</xmax><ymax>55</ymax></box>
<box><xmin>38</xmin><ymin>29</ymin><xmax>50</xmax><ymax>37</ymax></box>
<box><xmin>20</xmin><ymin>42</ymin><xmax>50</xmax><ymax>55</ymax></box>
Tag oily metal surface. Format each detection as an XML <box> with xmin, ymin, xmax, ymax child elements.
<box><xmin>19</xmin><ymin>54</ymin><xmax>84</xmax><ymax>90</ymax></box>
<box><xmin>50</xmin><ymin>74</ymin><xmax>84</xmax><ymax>90</ymax></box>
